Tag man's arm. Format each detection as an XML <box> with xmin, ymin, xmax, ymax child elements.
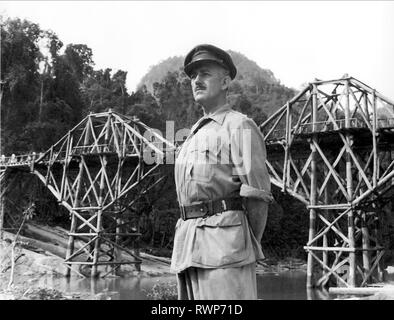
<box><xmin>230</xmin><ymin>116</ymin><xmax>273</xmax><ymax>243</ymax></box>
<box><xmin>243</xmin><ymin>198</ymin><xmax>269</xmax><ymax>243</ymax></box>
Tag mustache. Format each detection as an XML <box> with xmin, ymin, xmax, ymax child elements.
<box><xmin>194</xmin><ymin>85</ymin><xmax>206</xmax><ymax>91</ymax></box>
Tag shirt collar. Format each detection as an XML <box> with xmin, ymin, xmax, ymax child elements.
<box><xmin>189</xmin><ymin>104</ymin><xmax>232</xmax><ymax>135</ymax></box>
<box><xmin>203</xmin><ymin>103</ymin><xmax>232</xmax><ymax>125</ymax></box>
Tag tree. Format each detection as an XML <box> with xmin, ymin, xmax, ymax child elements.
<box><xmin>81</xmin><ymin>68</ymin><xmax>132</xmax><ymax>115</ymax></box>
<box><xmin>125</xmin><ymin>85</ymin><xmax>162</xmax><ymax>129</ymax></box>
<box><xmin>153</xmin><ymin>71</ymin><xmax>202</xmax><ymax>131</ymax></box>
<box><xmin>1</xmin><ymin>18</ymin><xmax>99</xmax><ymax>153</ymax></box>
<box><xmin>1</xmin><ymin>17</ymin><xmax>44</xmax><ymax>153</ymax></box>
<box><xmin>64</xmin><ymin>44</ymin><xmax>93</xmax><ymax>82</ymax></box>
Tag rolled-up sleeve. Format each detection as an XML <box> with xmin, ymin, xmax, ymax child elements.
<box><xmin>230</xmin><ymin>117</ymin><xmax>273</xmax><ymax>203</ymax></box>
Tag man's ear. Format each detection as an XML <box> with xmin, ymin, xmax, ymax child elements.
<box><xmin>222</xmin><ymin>75</ymin><xmax>231</xmax><ymax>91</ymax></box>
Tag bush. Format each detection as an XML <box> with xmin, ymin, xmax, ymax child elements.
<box><xmin>145</xmin><ymin>281</ymin><xmax>177</xmax><ymax>300</ymax></box>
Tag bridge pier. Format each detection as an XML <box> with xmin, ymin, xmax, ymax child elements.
<box><xmin>262</xmin><ymin>76</ymin><xmax>394</xmax><ymax>288</ymax></box>
<box><xmin>306</xmin><ymin>139</ymin><xmax>317</xmax><ymax>288</ymax></box>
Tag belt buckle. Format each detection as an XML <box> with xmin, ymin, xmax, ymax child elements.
<box><xmin>201</xmin><ymin>201</ymin><xmax>212</xmax><ymax>218</ymax></box>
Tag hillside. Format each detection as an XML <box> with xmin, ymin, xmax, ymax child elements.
<box><xmin>136</xmin><ymin>50</ymin><xmax>296</xmax><ymax>118</ymax></box>
<box><xmin>137</xmin><ymin>56</ymin><xmax>184</xmax><ymax>93</ymax></box>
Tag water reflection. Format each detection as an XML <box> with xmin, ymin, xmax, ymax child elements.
<box><xmin>257</xmin><ymin>271</ymin><xmax>330</xmax><ymax>300</ymax></box>
<box><xmin>306</xmin><ymin>287</ymin><xmax>330</xmax><ymax>300</ymax></box>
<box><xmin>35</xmin><ymin>270</ymin><xmax>333</xmax><ymax>300</ymax></box>
<box><xmin>63</xmin><ymin>276</ymin><xmax>176</xmax><ymax>299</ymax></box>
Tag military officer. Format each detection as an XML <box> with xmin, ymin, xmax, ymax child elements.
<box><xmin>171</xmin><ymin>44</ymin><xmax>273</xmax><ymax>300</ymax></box>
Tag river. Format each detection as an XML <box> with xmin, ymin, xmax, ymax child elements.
<box><xmin>33</xmin><ymin>270</ymin><xmax>335</xmax><ymax>300</ymax></box>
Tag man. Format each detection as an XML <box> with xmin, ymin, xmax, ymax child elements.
<box><xmin>171</xmin><ymin>44</ymin><xmax>273</xmax><ymax>300</ymax></box>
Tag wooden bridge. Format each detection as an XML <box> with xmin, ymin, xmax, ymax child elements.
<box><xmin>261</xmin><ymin>75</ymin><xmax>394</xmax><ymax>288</ymax></box>
<box><xmin>1</xmin><ymin>75</ymin><xmax>394</xmax><ymax>289</ymax></box>
<box><xmin>0</xmin><ymin>110</ymin><xmax>176</xmax><ymax>277</ymax></box>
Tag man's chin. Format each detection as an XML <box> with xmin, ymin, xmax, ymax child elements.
<box><xmin>194</xmin><ymin>94</ymin><xmax>206</xmax><ymax>104</ymax></box>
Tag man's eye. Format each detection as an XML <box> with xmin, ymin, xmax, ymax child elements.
<box><xmin>191</xmin><ymin>71</ymin><xmax>210</xmax><ymax>79</ymax></box>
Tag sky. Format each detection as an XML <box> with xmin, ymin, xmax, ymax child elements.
<box><xmin>2</xmin><ymin>1</ymin><xmax>394</xmax><ymax>99</ymax></box>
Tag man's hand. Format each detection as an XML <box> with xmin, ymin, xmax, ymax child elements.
<box><xmin>243</xmin><ymin>198</ymin><xmax>269</xmax><ymax>243</ymax></box>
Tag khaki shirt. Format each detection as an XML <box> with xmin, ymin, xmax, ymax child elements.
<box><xmin>171</xmin><ymin>104</ymin><xmax>273</xmax><ymax>273</ymax></box>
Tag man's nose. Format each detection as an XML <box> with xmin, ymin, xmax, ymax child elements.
<box><xmin>193</xmin><ymin>73</ymin><xmax>202</xmax><ymax>84</ymax></box>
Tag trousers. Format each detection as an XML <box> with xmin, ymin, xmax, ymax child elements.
<box><xmin>176</xmin><ymin>263</ymin><xmax>257</xmax><ymax>300</ymax></box>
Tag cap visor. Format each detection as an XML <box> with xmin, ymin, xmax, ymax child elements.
<box><xmin>184</xmin><ymin>59</ymin><xmax>229</xmax><ymax>77</ymax></box>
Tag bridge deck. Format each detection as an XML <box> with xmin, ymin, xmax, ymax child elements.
<box><xmin>267</xmin><ymin>126</ymin><xmax>394</xmax><ymax>161</ymax></box>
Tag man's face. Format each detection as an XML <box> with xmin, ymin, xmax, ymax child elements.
<box><xmin>190</xmin><ymin>62</ymin><xmax>229</xmax><ymax>108</ymax></box>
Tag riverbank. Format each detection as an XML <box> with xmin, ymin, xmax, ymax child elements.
<box><xmin>0</xmin><ymin>236</ymin><xmax>176</xmax><ymax>299</ymax></box>
<box><xmin>1</xmin><ymin>237</ymin><xmax>394</xmax><ymax>300</ymax></box>
<box><xmin>0</xmin><ymin>236</ymin><xmax>310</xmax><ymax>300</ymax></box>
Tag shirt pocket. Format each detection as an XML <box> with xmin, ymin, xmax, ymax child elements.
<box><xmin>187</xmin><ymin>146</ymin><xmax>215</xmax><ymax>183</ymax></box>
<box><xmin>192</xmin><ymin>211</ymin><xmax>249</xmax><ymax>267</ymax></box>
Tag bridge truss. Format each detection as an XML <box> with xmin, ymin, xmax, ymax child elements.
<box><xmin>0</xmin><ymin>110</ymin><xmax>175</xmax><ymax>277</ymax></box>
<box><xmin>261</xmin><ymin>76</ymin><xmax>394</xmax><ymax>288</ymax></box>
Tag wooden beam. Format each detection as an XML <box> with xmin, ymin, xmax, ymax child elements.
<box><xmin>316</xmin><ymin>257</ymin><xmax>349</xmax><ymax>287</ymax></box>
<box><xmin>338</xmin><ymin>133</ymin><xmax>373</xmax><ymax>191</ymax></box>
<box><xmin>307</xmin><ymin>85</ymin><xmax>318</xmax><ymax>288</ymax></box>
<box><xmin>289</xmin><ymin>156</ymin><xmax>310</xmax><ymax>198</ymax></box>
<box><xmin>345</xmin><ymin>80</ymin><xmax>356</xmax><ymax>287</ymax></box>
<box><xmin>350</xmin><ymin>77</ymin><xmax>394</xmax><ymax>106</ymax></box>
<box><xmin>317</xmin><ymin>213</ymin><xmax>349</xmax><ymax>245</ymax></box>
<box><xmin>329</xmin><ymin>286</ymin><xmax>394</xmax><ymax>296</ymax></box>
<box><xmin>305</xmin><ymin>246</ymin><xmax>354</xmax><ymax>252</ymax></box>
<box><xmin>318</xmin><ymin>146</ymin><xmax>346</xmax><ymax>198</ymax></box>
<box><xmin>291</xmin><ymin>94</ymin><xmax>312</xmax><ymax>136</ymax></box>
<box><xmin>309</xmin><ymin>250</ymin><xmax>349</xmax><ymax>287</ymax></box>
<box><xmin>313</xmin><ymin>140</ymin><xmax>349</xmax><ymax>200</ymax></box>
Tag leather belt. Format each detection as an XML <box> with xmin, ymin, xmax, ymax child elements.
<box><xmin>179</xmin><ymin>197</ymin><xmax>244</xmax><ymax>220</ymax></box>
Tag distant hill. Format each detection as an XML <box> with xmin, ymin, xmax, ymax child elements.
<box><xmin>138</xmin><ymin>51</ymin><xmax>284</xmax><ymax>92</ymax></box>
<box><xmin>137</xmin><ymin>56</ymin><xmax>184</xmax><ymax>93</ymax></box>
<box><xmin>137</xmin><ymin>50</ymin><xmax>296</xmax><ymax>118</ymax></box>
<box><xmin>228</xmin><ymin>50</ymin><xmax>280</xmax><ymax>86</ymax></box>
